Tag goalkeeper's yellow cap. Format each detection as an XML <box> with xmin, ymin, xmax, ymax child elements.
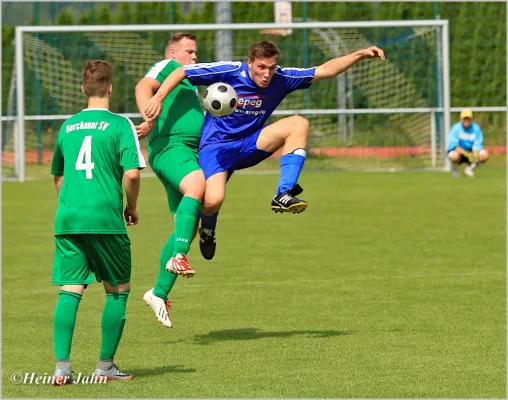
<box><xmin>460</xmin><ymin>109</ymin><xmax>473</xmax><ymax>120</ymax></box>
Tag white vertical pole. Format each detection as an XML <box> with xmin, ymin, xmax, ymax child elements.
<box><xmin>215</xmin><ymin>2</ymin><xmax>233</xmax><ymax>61</ymax></box>
<box><xmin>15</xmin><ymin>27</ymin><xmax>25</xmax><ymax>182</ymax></box>
<box><xmin>441</xmin><ymin>21</ymin><xmax>451</xmax><ymax>172</ymax></box>
<box><xmin>505</xmin><ymin>1</ymin><xmax>508</xmax><ymax>352</ymax></box>
<box><xmin>338</xmin><ymin>75</ymin><xmax>346</xmax><ymax>141</ymax></box>
<box><xmin>0</xmin><ymin>1</ymin><xmax>3</xmax><ymax>278</ymax></box>
<box><xmin>430</xmin><ymin>111</ymin><xmax>436</xmax><ymax>167</ymax></box>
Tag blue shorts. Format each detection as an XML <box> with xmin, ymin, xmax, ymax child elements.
<box><xmin>199</xmin><ymin>128</ymin><xmax>273</xmax><ymax>180</ymax></box>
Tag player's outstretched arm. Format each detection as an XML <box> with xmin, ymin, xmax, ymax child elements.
<box><xmin>124</xmin><ymin>169</ymin><xmax>140</xmax><ymax>226</ymax></box>
<box><xmin>312</xmin><ymin>46</ymin><xmax>385</xmax><ymax>83</ymax></box>
<box><xmin>135</xmin><ymin>77</ymin><xmax>160</xmax><ymax>119</ymax></box>
<box><xmin>145</xmin><ymin>67</ymin><xmax>186</xmax><ymax>121</ymax></box>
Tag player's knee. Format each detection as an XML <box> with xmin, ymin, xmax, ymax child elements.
<box><xmin>448</xmin><ymin>150</ymin><xmax>460</xmax><ymax>163</ymax></box>
<box><xmin>203</xmin><ymin>192</ymin><xmax>225</xmax><ymax>212</ymax></box>
<box><xmin>104</xmin><ymin>281</ymin><xmax>131</xmax><ymax>293</ymax></box>
<box><xmin>479</xmin><ymin>149</ymin><xmax>489</xmax><ymax>162</ymax></box>
<box><xmin>290</xmin><ymin>115</ymin><xmax>309</xmax><ymax>136</ymax></box>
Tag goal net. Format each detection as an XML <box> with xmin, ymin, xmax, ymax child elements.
<box><xmin>3</xmin><ymin>21</ymin><xmax>449</xmax><ymax>180</ymax></box>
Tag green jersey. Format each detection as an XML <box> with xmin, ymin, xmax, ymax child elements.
<box><xmin>145</xmin><ymin>59</ymin><xmax>204</xmax><ymax>159</ymax></box>
<box><xmin>51</xmin><ymin>108</ymin><xmax>146</xmax><ymax>235</ymax></box>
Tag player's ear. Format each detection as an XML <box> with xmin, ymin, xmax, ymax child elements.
<box><xmin>81</xmin><ymin>85</ymin><xmax>85</xmax><ymax>93</ymax></box>
<box><xmin>108</xmin><ymin>84</ymin><xmax>113</xmax><ymax>94</ymax></box>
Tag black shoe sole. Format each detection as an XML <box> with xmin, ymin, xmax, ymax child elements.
<box><xmin>271</xmin><ymin>202</ymin><xmax>308</xmax><ymax>214</ymax></box>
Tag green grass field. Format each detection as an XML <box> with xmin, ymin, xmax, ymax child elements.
<box><xmin>2</xmin><ymin>166</ymin><xmax>506</xmax><ymax>398</ymax></box>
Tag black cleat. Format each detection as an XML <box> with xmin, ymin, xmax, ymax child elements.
<box><xmin>199</xmin><ymin>227</ymin><xmax>216</xmax><ymax>260</ymax></box>
<box><xmin>271</xmin><ymin>184</ymin><xmax>308</xmax><ymax>214</ymax></box>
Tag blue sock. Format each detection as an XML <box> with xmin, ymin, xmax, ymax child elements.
<box><xmin>200</xmin><ymin>211</ymin><xmax>218</xmax><ymax>230</ymax></box>
<box><xmin>276</xmin><ymin>149</ymin><xmax>306</xmax><ymax>195</ymax></box>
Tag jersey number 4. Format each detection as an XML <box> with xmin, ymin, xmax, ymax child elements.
<box><xmin>76</xmin><ymin>135</ymin><xmax>95</xmax><ymax>179</ymax></box>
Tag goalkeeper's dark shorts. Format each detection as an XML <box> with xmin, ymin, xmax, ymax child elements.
<box><xmin>448</xmin><ymin>149</ymin><xmax>473</xmax><ymax>164</ymax></box>
<box><xmin>455</xmin><ymin>154</ymin><xmax>472</xmax><ymax>164</ymax></box>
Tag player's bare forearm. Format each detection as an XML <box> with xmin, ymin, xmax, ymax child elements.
<box><xmin>312</xmin><ymin>46</ymin><xmax>385</xmax><ymax>82</ymax></box>
<box><xmin>124</xmin><ymin>169</ymin><xmax>140</xmax><ymax>211</ymax></box>
<box><xmin>135</xmin><ymin>121</ymin><xmax>155</xmax><ymax>139</ymax></box>
<box><xmin>54</xmin><ymin>175</ymin><xmax>63</xmax><ymax>197</ymax></box>
<box><xmin>135</xmin><ymin>78</ymin><xmax>160</xmax><ymax>121</ymax></box>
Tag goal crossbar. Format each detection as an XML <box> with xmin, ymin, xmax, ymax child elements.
<box><xmin>15</xmin><ymin>20</ymin><xmax>449</xmax><ymax>33</ymax></box>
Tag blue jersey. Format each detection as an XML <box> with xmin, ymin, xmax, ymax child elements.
<box><xmin>183</xmin><ymin>61</ymin><xmax>316</xmax><ymax>148</ymax></box>
<box><xmin>447</xmin><ymin>121</ymin><xmax>484</xmax><ymax>152</ymax></box>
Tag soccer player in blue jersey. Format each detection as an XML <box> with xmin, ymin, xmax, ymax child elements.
<box><xmin>447</xmin><ymin>109</ymin><xmax>489</xmax><ymax>177</ymax></box>
<box><xmin>145</xmin><ymin>40</ymin><xmax>384</xmax><ymax>259</ymax></box>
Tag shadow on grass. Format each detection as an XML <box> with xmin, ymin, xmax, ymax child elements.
<box><xmin>128</xmin><ymin>364</ymin><xmax>196</xmax><ymax>377</ymax></box>
<box><xmin>193</xmin><ymin>327</ymin><xmax>352</xmax><ymax>345</ymax></box>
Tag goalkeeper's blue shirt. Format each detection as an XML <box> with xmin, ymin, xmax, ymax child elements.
<box><xmin>183</xmin><ymin>61</ymin><xmax>316</xmax><ymax>148</ymax></box>
<box><xmin>447</xmin><ymin>122</ymin><xmax>484</xmax><ymax>152</ymax></box>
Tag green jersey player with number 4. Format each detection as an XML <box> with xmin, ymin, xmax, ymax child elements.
<box><xmin>135</xmin><ymin>33</ymin><xmax>205</xmax><ymax>329</ymax></box>
<box><xmin>50</xmin><ymin>60</ymin><xmax>145</xmax><ymax>385</ymax></box>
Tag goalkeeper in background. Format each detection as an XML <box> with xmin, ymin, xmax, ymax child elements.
<box><xmin>447</xmin><ymin>109</ymin><xmax>489</xmax><ymax>177</ymax></box>
<box><xmin>135</xmin><ymin>33</ymin><xmax>204</xmax><ymax>328</ymax></box>
<box><xmin>51</xmin><ymin>60</ymin><xmax>145</xmax><ymax>384</ymax></box>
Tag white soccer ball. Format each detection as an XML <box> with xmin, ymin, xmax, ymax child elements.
<box><xmin>202</xmin><ymin>82</ymin><xmax>238</xmax><ymax>117</ymax></box>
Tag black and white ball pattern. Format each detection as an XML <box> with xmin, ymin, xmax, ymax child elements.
<box><xmin>202</xmin><ymin>82</ymin><xmax>238</xmax><ymax>117</ymax></box>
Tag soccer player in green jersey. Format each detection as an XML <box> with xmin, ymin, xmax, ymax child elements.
<box><xmin>135</xmin><ymin>33</ymin><xmax>204</xmax><ymax>328</ymax></box>
<box><xmin>51</xmin><ymin>60</ymin><xmax>145</xmax><ymax>385</ymax></box>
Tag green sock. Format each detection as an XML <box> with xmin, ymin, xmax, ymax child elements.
<box><xmin>54</xmin><ymin>290</ymin><xmax>82</xmax><ymax>361</ymax></box>
<box><xmin>173</xmin><ymin>196</ymin><xmax>201</xmax><ymax>256</ymax></box>
<box><xmin>153</xmin><ymin>234</ymin><xmax>178</xmax><ymax>301</ymax></box>
<box><xmin>100</xmin><ymin>290</ymin><xmax>129</xmax><ymax>361</ymax></box>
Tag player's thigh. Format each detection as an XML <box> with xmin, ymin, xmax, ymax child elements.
<box><xmin>53</xmin><ymin>235</ymin><xmax>95</xmax><ymax>286</ymax></box>
<box><xmin>179</xmin><ymin>169</ymin><xmax>206</xmax><ymax>201</ymax></box>
<box><xmin>152</xmin><ymin>147</ymin><xmax>200</xmax><ymax>191</ymax></box>
<box><xmin>256</xmin><ymin>116</ymin><xmax>309</xmax><ymax>153</ymax></box>
<box><xmin>103</xmin><ymin>281</ymin><xmax>131</xmax><ymax>293</ymax></box>
<box><xmin>153</xmin><ymin>147</ymin><xmax>202</xmax><ymax>213</ymax></box>
<box><xmin>84</xmin><ymin>234</ymin><xmax>132</xmax><ymax>287</ymax></box>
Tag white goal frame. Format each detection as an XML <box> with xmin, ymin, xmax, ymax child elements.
<box><xmin>11</xmin><ymin>20</ymin><xmax>451</xmax><ymax>181</ymax></box>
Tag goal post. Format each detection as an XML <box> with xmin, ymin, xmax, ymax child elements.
<box><xmin>6</xmin><ymin>20</ymin><xmax>452</xmax><ymax>181</ymax></box>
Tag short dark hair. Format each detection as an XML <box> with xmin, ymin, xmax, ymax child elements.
<box><xmin>165</xmin><ymin>32</ymin><xmax>196</xmax><ymax>52</ymax></box>
<box><xmin>248</xmin><ymin>40</ymin><xmax>282</xmax><ymax>61</ymax></box>
<box><xmin>81</xmin><ymin>60</ymin><xmax>112</xmax><ymax>98</ymax></box>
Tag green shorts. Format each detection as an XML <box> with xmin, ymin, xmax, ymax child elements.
<box><xmin>52</xmin><ymin>234</ymin><xmax>131</xmax><ymax>286</ymax></box>
<box><xmin>150</xmin><ymin>146</ymin><xmax>201</xmax><ymax>215</ymax></box>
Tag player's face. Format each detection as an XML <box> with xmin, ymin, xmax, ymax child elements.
<box><xmin>461</xmin><ymin>117</ymin><xmax>472</xmax><ymax>129</ymax></box>
<box><xmin>247</xmin><ymin>57</ymin><xmax>278</xmax><ymax>88</ymax></box>
<box><xmin>169</xmin><ymin>38</ymin><xmax>197</xmax><ymax>65</ymax></box>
